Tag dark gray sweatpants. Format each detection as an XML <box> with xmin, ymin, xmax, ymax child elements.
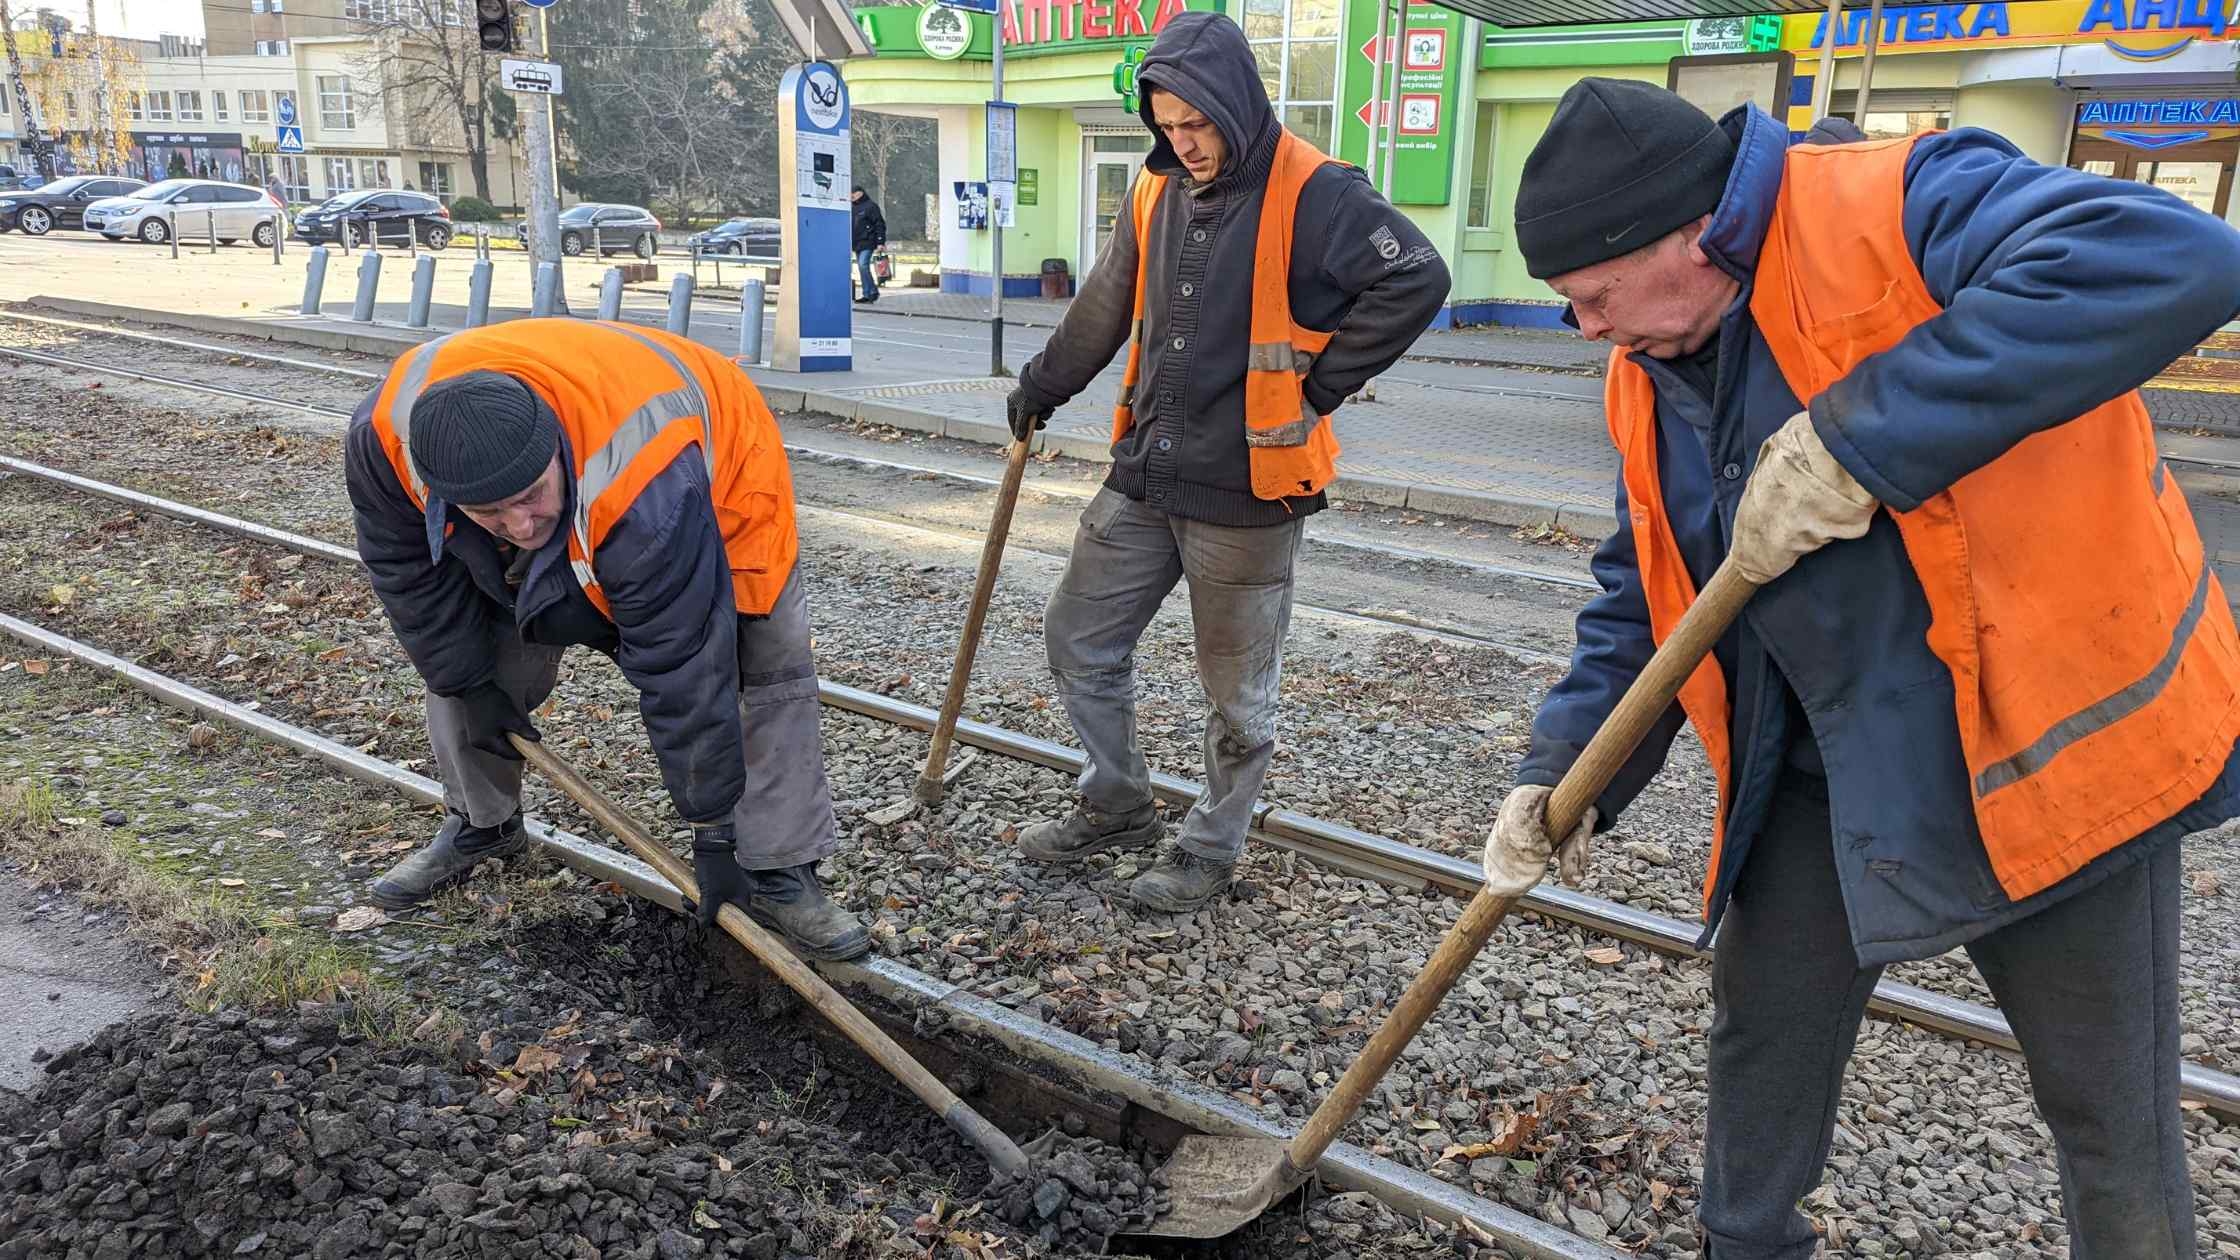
<box><xmin>1700</xmin><ymin>770</ymin><xmax>2192</xmax><ymax>1258</ymax></box>
<box><xmin>426</xmin><ymin>572</ymin><xmax>838</xmax><ymax>871</ymax></box>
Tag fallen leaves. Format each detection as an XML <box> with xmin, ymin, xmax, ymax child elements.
<box><xmin>21</xmin><ymin>659</ymin><xmax>51</xmax><ymax>677</ymax></box>
<box><xmin>1583</xmin><ymin>946</ymin><xmax>1625</xmax><ymax>965</ymax></box>
<box><xmin>2194</xmin><ymin>869</ymin><xmax>2222</xmax><ymax>897</ymax></box>
<box><xmin>331</xmin><ymin>906</ymin><xmax>388</xmax><ymax>933</ymax></box>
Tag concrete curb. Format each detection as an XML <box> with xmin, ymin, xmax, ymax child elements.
<box><xmin>22</xmin><ymin>294</ymin><xmax>1617</xmax><ymax>540</ymax></box>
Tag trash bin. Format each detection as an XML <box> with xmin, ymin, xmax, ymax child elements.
<box><xmin>1040</xmin><ymin>257</ymin><xmax>1071</xmax><ymax>299</ymax></box>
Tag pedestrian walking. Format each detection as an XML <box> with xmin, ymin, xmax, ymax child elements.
<box><xmin>850</xmin><ymin>186</ymin><xmax>885</xmax><ymax>304</ymax></box>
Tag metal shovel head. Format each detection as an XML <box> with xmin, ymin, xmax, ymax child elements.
<box><xmin>1130</xmin><ymin>1134</ymin><xmax>1299</xmax><ymax>1239</ymax></box>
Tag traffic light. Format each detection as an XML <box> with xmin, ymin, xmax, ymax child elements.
<box><xmin>476</xmin><ymin>0</ymin><xmax>516</xmax><ymax>53</ymax></box>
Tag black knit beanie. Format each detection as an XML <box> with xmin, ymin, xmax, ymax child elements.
<box><xmin>1515</xmin><ymin>78</ymin><xmax>1735</xmax><ymax>280</ymax></box>
<box><xmin>407</xmin><ymin>371</ymin><xmax>562</xmax><ymax>505</ymax></box>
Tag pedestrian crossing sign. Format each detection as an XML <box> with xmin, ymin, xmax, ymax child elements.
<box><xmin>276</xmin><ymin>125</ymin><xmax>305</xmax><ymax>155</ymax></box>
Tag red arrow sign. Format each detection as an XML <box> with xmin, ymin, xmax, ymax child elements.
<box><xmin>1356</xmin><ymin>99</ymin><xmax>1393</xmax><ymax>128</ymax></box>
<box><xmin>1359</xmin><ymin>33</ymin><xmax>1395</xmax><ymax>64</ymax></box>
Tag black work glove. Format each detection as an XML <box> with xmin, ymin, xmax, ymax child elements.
<box><xmin>1005</xmin><ymin>388</ymin><xmax>1050</xmax><ymax>443</ymax></box>
<box><xmin>457</xmin><ymin>681</ymin><xmax>540</xmax><ymax>761</ymax></box>
<box><xmin>688</xmin><ymin>823</ymin><xmax>750</xmax><ymax>928</ymax></box>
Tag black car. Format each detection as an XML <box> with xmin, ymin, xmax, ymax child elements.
<box><xmin>515</xmin><ymin>203</ymin><xmax>661</xmax><ymax>258</ymax></box>
<box><xmin>0</xmin><ymin>175</ymin><xmax>149</xmax><ymax>234</ymax></box>
<box><xmin>294</xmin><ymin>188</ymin><xmax>455</xmax><ymax>250</ymax></box>
<box><xmin>687</xmin><ymin>217</ymin><xmax>779</xmax><ymax>257</ymax></box>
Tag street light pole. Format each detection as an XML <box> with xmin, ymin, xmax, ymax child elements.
<box><xmin>523</xmin><ymin>5</ymin><xmax>564</xmax><ymax>312</ymax></box>
<box><xmin>989</xmin><ymin>15</ymin><xmax>1006</xmax><ymax>378</ymax></box>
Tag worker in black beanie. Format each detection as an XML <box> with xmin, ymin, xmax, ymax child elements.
<box><xmin>343</xmin><ymin>320</ymin><xmax>871</xmax><ymax>962</ymax></box>
<box><xmin>1491</xmin><ymin>77</ymin><xmax>2240</xmax><ymax>1255</ymax></box>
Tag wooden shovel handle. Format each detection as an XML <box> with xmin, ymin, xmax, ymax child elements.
<box><xmin>512</xmin><ymin>736</ymin><xmax>1031</xmax><ymax>1179</ymax></box>
<box><xmin>916</xmin><ymin>435</ymin><xmax>1035</xmax><ymax>804</ymax></box>
<box><xmin>1283</xmin><ymin>559</ymin><xmax>1759</xmax><ymax>1173</ymax></box>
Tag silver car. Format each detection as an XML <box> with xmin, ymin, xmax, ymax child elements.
<box><xmin>83</xmin><ymin>178</ymin><xmax>286</xmax><ymax>247</ymax></box>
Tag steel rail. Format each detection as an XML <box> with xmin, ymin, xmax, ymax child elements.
<box><xmin>13</xmin><ymin>454</ymin><xmax>2235</xmax><ymax>1116</ymax></box>
<box><xmin>0</xmin><ymin>609</ymin><xmax>1620</xmax><ymax>1260</ymax></box>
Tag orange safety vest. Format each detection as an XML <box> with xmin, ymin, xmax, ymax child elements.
<box><xmin>1113</xmin><ymin>127</ymin><xmax>1345</xmax><ymax>502</ymax></box>
<box><xmin>367</xmin><ymin>319</ymin><xmax>799</xmax><ymax>619</ymax></box>
<box><xmin>1608</xmin><ymin>133</ymin><xmax>2240</xmax><ymax>912</ymax></box>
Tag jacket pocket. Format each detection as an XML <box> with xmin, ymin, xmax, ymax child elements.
<box><xmin>1804</xmin><ymin>279</ymin><xmax>1915</xmax><ymax>366</ymax></box>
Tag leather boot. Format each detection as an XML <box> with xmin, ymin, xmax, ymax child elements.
<box><xmin>1129</xmin><ymin>851</ymin><xmax>1235</xmax><ymax>913</ymax></box>
<box><xmin>747</xmin><ymin>864</ymin><xmax>871</xmax><ymax>962</ymax></box>
<box><xmin>1017</xmin><ymin>802</ymin><xmax>1162</xmax><ymax>866</ymax></box>
<box><xmin>369</xmin><ymin>810</ymin><xmax>527</xmax><ymax>909</ymax></box>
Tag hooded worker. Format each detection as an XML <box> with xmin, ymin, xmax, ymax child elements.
<box><xmin>1486</xmin><ymin>79</ymin><xmax>2240</xmax><ymax>1254</ymax></box>
<box><xmin>342</xmin><ymin>319</ymin><xmax>871</xmax><ymax>962</ymax></box>
<box><xmin>1002</xmin><ymin>13</ymin><xmax>1450</xmax><ymax>911</ymax></box>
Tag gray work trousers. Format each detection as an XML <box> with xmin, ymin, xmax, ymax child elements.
<box><xmin>1701</xmin><ymin>770</ymin><xmax>2193</xmax><ymax>1259</ymax></box>
<box><xmin>1043</xmin><ymin>487</ymin><xmax>1305</xmax><ymax>862</ymax></box>
<box><xmin>425</xmin><ymin>572</ymin><xmax>839</xmax><ymax>871</ymax></box>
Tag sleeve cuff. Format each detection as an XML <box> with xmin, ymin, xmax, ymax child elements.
<box><xmin>1809</xmin><ymin>392</ymin><xmax>1924</xmax><ymax>513</ymax></box>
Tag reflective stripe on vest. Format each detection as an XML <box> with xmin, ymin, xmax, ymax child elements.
<box><xmin>1608</xmin><ymin>133</ymin><xmax>2240</xmax><ymax>910</ymax></box>
<box><xmin>567</xmin><ymin>323</ymin><xmax>716</xmax><ymax>599</ymax></box>
<box><xmin>1112</xmin><ymin>127</ymin><xmax>1346</xmax><ymax>501</ymax></box>
<box><xmin>383</xmin><ymin>334</ymin><xmax>453</xmax><ymax>504</ymax></box>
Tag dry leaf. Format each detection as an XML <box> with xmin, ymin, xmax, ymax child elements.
<box><xmin>513</xmin><ymin>1045</ymin><xmax>563</xmax><ymax>1074</ymax></box>
<box><xmin>22</xmin><ymin>659</ymin><xmax>50</xmax><ymax>677</ymax></box>
<box><xmin>706</xmin><ymin>1077</ymin><xmax>727</xmax><ymax>1103</ymax></box>
<box><xmin>411</xmin><ymin>1011</ymin><xmax>449</xmax><ymax>1041</ymax></box>
<box><xmin>1440</xmin><ymin>1141</ymin><xmax>1504</xmax><ymax>1161</ymax></box>
<box><xmin>1486</xmin><ymin>1108</ymin><xmax>1539</xmax><ymax>1155</ymax></box>
<box><xmin>217</xmin><ymin>878</ymin><xmax>247</xmax><ymax>888</ymax></box>
<box><xmin>47</xmin><ymin>585</ymin><xmax>75</xmax><ymax>607</ymax></box>
<box><xmin>2194</xmin><ymin>870</ymin><xmax>2222</xmax><ymax>897</ymax></box>
<box><xmin>1649</xmin><ymin>1179</ymin><xmax>1673</xmax><ymax>1212</ymax></box>
<box><xmin>1584</xmin><ymin>946</ymin><xmax>1625</xmax><ymax>965</ymax></box>
<box><xmin>693</xmin><ymin>1203</ymin><xmax>721</xmax><ymax>1230</ymax></box>
<box><xmin>317</xmin><ymin>647</ymin><xmax>348</xmax><ymax>663</ymax></box>
<box><xmin>257</xmin><ymin>828</ymin><xmax>287</xmax><ymax>840</ymax></box>
<box><xmin>715</xmin><ymin>1154</ymin><xmax>733</xmax><ymax>1173</ymax></box>
<box><xmin>332</xmin><ymin>906</ymin><xmax>389</xmax><ymax>932</ymax></box>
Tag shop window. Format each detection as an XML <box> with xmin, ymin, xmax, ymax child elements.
<box><xmin>1287</xmin><ymin>105</ymin><xmax>1333</xmax><ymax>154</ymax></box>
<box><xmin>1286</xmin><ymin>41</ymin><xmax>1336</xmax><ymax>101</ymax></box>
<box><xmin>359</xmin><ymin>158</ymin><xmax>392</xmax><ymax>189</ymax></box>
<box><xmin>325</xmin><ymin>157</ymin><xmax>355</xmax><ymax>194</ymax></box>
<box><xmin>1289</xmin><ymin>0</ymin><xmax>1338</xmax><ymax>39</ymax></box>
<box><xmin>1466</xmin><ymin>100</ymin><xmax>1498</xmax><ymax>229</ymax></box>
<box><xmin>1253</xmin><ymin>41</ymin><xmax>1283</xmax><ymax>103</ymax></box>
<box><xmin>280</xmin><ymin>155</ymin><xmax>310</xmax><ymax>202</ymax></box>
<box><xmin>1243</xmin><ymin>0</ymin><xmax>1285</xmax><ymax>39</ymax></box>
<box><xmin>418</xmin><ymin>162</ymin><xmax>455</xmax><ymax>198</ymax></box>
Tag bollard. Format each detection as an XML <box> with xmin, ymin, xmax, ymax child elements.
<box><xmin>168</xmin><ymin>208</ymin><xmax>179</xmax><ymax>259</ymax></box>
<box><xmin>270</xmin><ymin>213</ymin><xmax>284</xmax><ymax>265</ymax></box>
<box><xmin>665</xmin><ymin>273</ymin><xmax>694</xmax><ymax>335</ymax></box>
<box><xmin>598</xmin><ymin>267</ymin><xmax>624</xmax><ymax>322</ymax></box>
<box><xmin>350</xmin><ymin>249</ymin><xmax>383</xmax><ymax>322</ymax></box>
<box><xmin>737</xmin><ymin>279</ymin><xmax>766</xmax><ymax>364</ymax></box>
<box><xmin>591</xmin><ymin>224</ymin><xmax>602</xmax><ymax>261</ymax></box>
<box><xmin>300</xmin><ymin>246</ymin><xmax>330</xmax><ymax>316</ymax></box>
<box><xmin>466</xmin><ymin>256</ymin><xmax>493</xmax><ymax>327</ymax></box>
<box><xmin>207</xmin><ymin>209</ymin><xmax>218</xmax><ymax>255</ymax></box>
<box><xmin>406</xmin><ymin>255</ymin><xmax>437</xmax><ymax>328</ymax></box>
<box><xmin>532</xmin><ymin>261</ymin><xmax>561</xmax><ymax>317</ymax></box>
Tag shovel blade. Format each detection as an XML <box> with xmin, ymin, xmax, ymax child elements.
<box><xmin>1128</xmin><ymin>1135</ymin><xmax>1298</xmax><ymax>1239</ymax></box>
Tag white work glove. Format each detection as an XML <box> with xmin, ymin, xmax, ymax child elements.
<box><xmin>1481</xmin><ymin>784</ymin><xmax>1598</xmax><ymax>898</ymax></box>
<box><xmin>1728</xmin><ymin>411</ymin><xmax>1880</xmax><ymax>586</ymax></box>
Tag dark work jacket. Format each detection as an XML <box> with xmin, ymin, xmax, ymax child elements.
<box><xmin>1516</xmin><ymin>105</ymin><xmax>2240</xmax><ymax>965</ymax></box>
<box><xmin>344</xmin><ymin>404</ymin><xmax>760</xmax><ymax>826</ymax></box>
<box><xmin>852</xmin><ymin>196</ymin><xmax>885</xmax><ymax>252</ymax></box>
<box><xmin>1015</xmin><ymin>11</ymin><xmax>1450</xmax><ymax>527</ymax></box>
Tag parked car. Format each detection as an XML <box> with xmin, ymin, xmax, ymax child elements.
<box><xmin>83</xmin><ymin>179</ymin><xmax>286</xmax><ymax>247</ymax></box>
<box><xmin>0</xmin><ymin>175</ymin><xmax>148</xmax><ymax>234</ymax></box>
<box><xmin>687</xmin><ymin>217</ymin><xmax>780</xmax><ymax>257</ymax></box>
<box><xmin>0</xmin><ymin>164</ymin><xmax>42</xmax><ymax>193</ymax></box>
<box><xmin>515</xmin><ymin>203</ymin><xmax>660</xmax><ymax>258</ymax></box>
<box><xmin>294</xmin><ymin>188</ymin><xmax>454</xmax><ymax>249</ymax></box>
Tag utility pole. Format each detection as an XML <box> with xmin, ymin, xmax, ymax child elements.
<box><xmin>522</xmin><ymin>5</ymin><xmax>564</xmax><ymax>311</ymax></box>
<box><xmin>988</xmin><ymin>19</ymin><xmax>1006</xmax><ymax>377</ymax></box>
<box><xmin>0</xmin><ymin>0</ymin><xmax>56</xmax><ymax>182</ymax></box>
<box><xmin>87</xmin><ymin>0</ymin><xmax>110</xmax><ymax>175</ymax></box>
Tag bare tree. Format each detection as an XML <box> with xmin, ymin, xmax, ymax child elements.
<box><xmin>346</xmin><ymin>0</ymin><xmax>503</xmax><ymax>201</ymax></box>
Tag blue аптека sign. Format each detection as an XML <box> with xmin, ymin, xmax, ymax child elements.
<box><xmin>2078</xmin><ymin>98</ymin><xmax>2240</xmax><ymax>126</ymax></box>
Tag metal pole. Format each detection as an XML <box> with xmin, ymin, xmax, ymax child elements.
<box><xmin>168</xmin><ymin>208</ymin><xmax>178</xmax><ymax>260</ymax></box>
<box><xmin>467</xmin><ymin>255</ymin><xmax>493</xmax><ymax>327</ymax></box>
<box><xmin>300</xmin><ymin>245</ymin><xmax>330</xmax><ymax>316</ymax></box>
<box><xmin>1380</xmin><ymin>4</ymin><xmax>1404</xmax><ymax>201</ymax></box>
<box><xmin>1811</xmin><ymin>0</ymin><xmax>1844</xmax><ymax>121</ymax></box>
<box><xmin>531</xmin><ymin>261</ymin><xmax>560</xmax><ymax>317</ymax></box>
<box><xmin>406</xmin><ymin>254</ymin><xmax>436</xmax><ymax>328</ymax></box>
<box><xmin>665</xmin><ymin>273</ymin><xmax>694</xmax><ymax>335</ymax></box>
<box><xmin>738</xmin><ymin>278</ymin><xmax>765</xmax><ymax>363</ymax></box>
<box><xmin>1363</xmin><ymin>0</ymin><xmax>1391</xmax><ymax>192</ymax></box>
<box><xmin>523</xmin><ymin>8</ymin><xmax>565</xmax><ymax>313</ymax></box>
<box><xmin>351</xmin><ymin>249</ymin><xmax>382</xmax><ymax>322</ymax></box>
<box><xmin>271</xmin><ymin>214</ymin><xmax>284</xmax><ymax>265</ymax></box>
<box><xmin>989</xmin><ymin>16</ymin><xmax>1006</xmax><ymax>377</ymax></box>
<box><xmin>207</xmin><ymin>208</ymin><xmax>218</xmax><ymax>254</ymax></box>
<box><xmin>1852</xmin><ymin>0</ymin><xmax>1886</xmax><ymax>126</ymax></box>
<box><xmin>598</xmin><ymin>266</ymin><xmax>623</xmax><ymax>321</ymax></box>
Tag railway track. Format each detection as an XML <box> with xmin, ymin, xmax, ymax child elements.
<box><xmin>10</xmin><ymin>450</ymin><xmax>2235</xmax><ymax>1121</ymax></box>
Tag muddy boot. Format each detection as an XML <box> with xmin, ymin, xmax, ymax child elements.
<box><xmin>747</xmin><ymin>864</ymin><xmax>871</xmax><ymax>962</ymax></box>
<box><xmin>1128</xmin><ymin>851</ymin><xmax>1235</xmax><ymax>913</ymax></box>
<box><xmin>368</xmin><ymin>810</ymin><xmax>527</xmax><ymax>909</ymax></box>
<box><xmin>1017</xmin><ymin>802</ymin><xmax>1162</xmax><ymax>865</ymax></box>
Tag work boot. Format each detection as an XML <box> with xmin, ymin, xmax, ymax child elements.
<box><xmin>746</xmin><ymin>864</ymin><xmax>872</xmax><ymax>962</ymax></box>
<box><xmin>368</xmin><ymin>810</ymin><xmax>527</xmax><ymax>909</ymax></box>
<box><xmin>1017</xmin><ymin>802</ymin><xmax>1162</xmax><ymax>866</ymax></box>
<box><xmin>1128</xmin><ymin>850</ymin><xmax>1236</xmax><ymax>913</ymax></box>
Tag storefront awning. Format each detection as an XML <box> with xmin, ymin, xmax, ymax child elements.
<box><xmin>1432</xmin><ymin>0</ymin><xmax>2044</xmax><ymax>27</ymax></box>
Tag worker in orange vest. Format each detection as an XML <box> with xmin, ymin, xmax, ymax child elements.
<box><xmin>1484</xmin><ymin>79</ymin><xmax>2240</xmax><ymax>1255</ymax></box>
<box><xmin>1004</xmin><ymin>12</ymin><xmax>1449</xmax><ymax>912</ymax></box>
<box><xmin>342</xmin><ymin>320</ymin><xmax>870</xmax><ymax>962</ymax></box>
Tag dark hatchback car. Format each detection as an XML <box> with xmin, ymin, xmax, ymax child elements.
<box><xmin>516</xmin><ymin>203</ymin><xmax>661</xmax><ymax>258</ymax></box>
<box><xmin>0</xmin><ymin>175</ymin><xmax>148</xmax><ymax>234</ymax></box>
<box><xmin>687</xmin><ymin>217</ymin><xmax>779</xmax><ymax>257</ymax></box>
<box><xmin>294</xmin><ymin>188</ymin><xmax>455</xmax><ymax>249</ymax></box>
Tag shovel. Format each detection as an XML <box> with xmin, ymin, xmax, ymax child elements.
<box><xmin>914</xmin><ymin>435</ymin><xmax>1035</xmax><ymax>805</ymax></box>
<box><xmin>1136</xmin><ymin>558</ymin><xmax>1760</xmax><ymax>1238</ymax></box>
<box><xmin>511</xmin><ymin>735</ymin><xmax>1032</xmax><ymax>1181</ymax></box>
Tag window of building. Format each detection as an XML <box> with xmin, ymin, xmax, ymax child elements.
<box><xmin>64</xmin><ymin>91</ymin><xmax>78</xmax><ymax>122</ymax></box>
<box><xmin>127</xmin><ymin>91</ymin><xmax>142</xmax><ymax>121</ymax></box>
<box><xmin>1465</xmin><ymin>101</ymin><xmax>1497</xmax><ymax>229</ymax></box>
<box><xmin>255</xmin><ymin>40</ymin><xmax>290</xmax><ymax>56</ymax></box>
<box><xmin>176</xmin><ymin>90</ymin><xmax>204</xmax><ymax>122</ymax></box>
<box><xmin>212</xmin><ymin>91</ymin><xmax>228</xmax><ymax>121</ymax></box>
<box><xmin>1243</xmin><ymin>0</ymin><xmax>1341</xmax><ymax>154</ymax></box>
<box><xmin>145</xmin><ymin>90</ymin><xmax>173</xmax><ymax>122</ymax></box>
<box><xmin>318</xmin><ymin>75</ymin><xmax>354</xmax><ymax>130</ymax></box>
<box><xmin>324</xmin><ymin>157</ymin><xmax>355</xmax><ymax>195</ymax></box>
<box><xmin>417</xmin><ymin>161</ymin><xmax>454</xmax><ymax>198</ymax></box>
<box><xmin>239</xmin><ymin>90</ymin><xmax>270</xmax><ymax>123</ymax></box>
<box><xmin>358</xmin><ymin>158</ymin><xmax>392</xmax><ymax>189</ymax></box>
